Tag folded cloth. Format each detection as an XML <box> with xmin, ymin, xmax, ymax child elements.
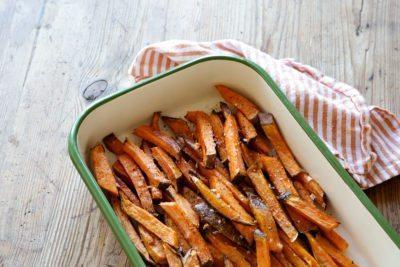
<box><xmin>129</xmin><ymin>39</ymin><xmax>400</xmax><ymax>189</ymax></box>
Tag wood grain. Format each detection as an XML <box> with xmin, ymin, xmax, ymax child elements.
<box><xmin>0</xmin><ymin>0</ymin><xmax>398</xmax><ymax>266</ymax></box>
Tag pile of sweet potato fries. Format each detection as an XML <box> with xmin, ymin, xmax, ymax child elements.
<box><xmin>90</xmin><ymin>85</ymin><xmax>356</xmax><ymax>266</ymax></box>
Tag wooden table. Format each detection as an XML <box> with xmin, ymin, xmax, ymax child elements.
<box><xmin>0</xmin><ymin>0</ymin><xmax>398</xmax><ymax>265</ymax></box>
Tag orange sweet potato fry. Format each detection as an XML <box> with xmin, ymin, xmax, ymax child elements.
<box><xmin>214</xmin><ymin>158</ymin><xmax>230</xmax><ymax>178</ymax></box>
<box><xmin>103</xmin><ymin>133</ymin><xmax>125</xmax><ymax>155</ymax></box>
<box><xmin>207</xmin><ymin>243</ymin><xmax>225</xmax><ymax>267</ymax></box>
<box><xmin>285</xmin><ymin>196</ymin><xmax>339</xmax><ymax>231</ymax></box>
<box><xmin>282</xmin><ymin>243</ymin><xmax>307</xmax><ymax>267</ymax></box>
<box><xmin>191</xmin><ymin>174</ymin><xmax>254</xmax><ymax>225</ymax></box>
<box><xmin>240</xmin><ymin>143</ymin><xmax>256</xmax><ymax>167</ymax></box>
<box><xmin>296</xmin><ymin>172</ymin><xmax>326</xmax><ymax>209</ymax></box>
<box><xmin>246</xmin><ymin>165</ymin><xmax>298</xmax><ymax>241</ymax></box>
<box><xmin>118</xmin><ymin>153</ymin><xmax>154</xmax><ymax>212</ymax></box>
<box><xmin>221</xmin><ymin>102</ymin><xmax>246</xmax><ymax>180</ymax></box>
<box><xmin>137</xmin><ymin>224</ymin><xmax>167</xmax><ymax>264</ymax></box>
<box><xmin>254</xmin><ymin>229</ymin><xmax>271</xmax><ymax>267</ymax></box>
<box><xmin>251</xmin><ymin>134</ymin><xmax>274</xmax><ymax>156</ymax></box>
<box><xmin>134</xmin><ymin>125</ymin><xmax>181</xmax><ymax>158</ymax></box>
<box><xmin>166</xmin><ymin>186</ymin><xmax>200</xmax><ymax>228</ymax></box>
<box><xmin>293</xmin><ymin>181</ymin><xmax>314</xmax><ymax>205</ymax></box>
<box><xmin>160</xmin><ymin>202</ymin><xmax>213</xmax><ymax>266</ymax></box>
<box><xmin>321</xmin><ymin>229</ymin><xmax>349</xmax><ymax>252</ymax></box>
<box><xmin>176</xmin><ymin>157</ymin><xmax>208</xmax><ymax>190</ymax></box>
<box><xmin>151</xmin><ymin>147</ymin><xmax>182</xmax><ymax>189</ymax></box>
<box><xmin>163</xmin><ymin>243</ymin><xmax>183</xmax><ymax>267</ymax></box>
<box><xmin>206</xmin><ymin>233</ymin><xmax>251</xmax><ymax>267</ymax></box>
<box><xmin>111</xmin><ymin>198</ymin><xmax>152</xmax><ymax>263</ymax></box>
<box><xmin>273</xmin><ymin>252</ymin><xmax>292</xmax><ymax>267</ymax></box>
<box><xmin>216</xmin><ymin>85</ymin><xmax>260</xmax><ymax>122</ymax></box>
<box><xmin>271</xmin><ymin>254</ymin><xmax>284</xmax><ymax>267</ymax></box>
<box><xmin>182</xmin><ymin>249</ymin><xmax>200</xmax><ymax>267</ymax></box>
<box><xmin>278</xmin><ymin>229</ymin><xmax>318</xmax><ymax>267</ymax></box>
<box><xmin>305</xmin><ymin>233</ymin><xmax>338</xmax><ymax>267</ymax></box>
<box><xmin>259</xmin><ymin>113</ymin><xmax>302</xmax><ymax>176</ymax></box>
<box><xmin>123</xmin><ymin>139</ymin><xmax>170</xmax><ymax>188</ymax></box>
<box><xmin>285</xmin><ymin>205</ymin><xmax>318</xmax><ymax>233</ymax></box>
<box><xmin>315</xmin><ymin>234</ymin><xmax>356</xmax><ymax>267</ymax></box>
<box><xmin>231</xmin><ymin>223</ymin><xmax>256</xmax><ymax>246</ymax></box>
<box><xmin>235</xmin><ymin>110</ymin><xmax>257</xmax><ymax>142</ymax></box>
<box><xmin>209</xmin><ymin>111</ymin><xmax>228</xmax><ymax>162</ymax></box>
<box><xmin>115</xmin><ymin>176</ymin><xmax>141</xmax><ymax>207</ymax></box>
<box><xmin>112</xmin><ymin>160</ymin><xmax>130</xmax><ymax>182</ymax></box>
<box><xmin>247</xmin><ymin>190</ymin><xmax>282</xmax><ymax>252</ymax></box>
<box><xmin>162</xmin><ymin>116</ymin><xmax>194</xmax><ymax>140</ymax></box>
<box><xmin>151</xmin><ymin>111</ymin><xmax>161</xmax><ymax>131</ymax></box>
<box><xmin>186</xmin><ymin>111</ymin><xmax>217</xmax><ymax>168</ymax></box>
<box><xmin>90</xmin><ymin>144</ymin><xmax>118</xmax><ymax>196</ymax></box>
<box><xmin>120</xmin><ymin>192</ymin><xmax>178</xmax><ymax>248</ymax></box>
<box><xmin>165</xmin><ymin>216</ymin><xmax>191</xmax><ymax>253</ymax></box>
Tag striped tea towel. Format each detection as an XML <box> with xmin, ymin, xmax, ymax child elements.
<box><xmin>128</xmin><ymin>39</ymin><xmax>400</xmax><ymax>189</ymax></box>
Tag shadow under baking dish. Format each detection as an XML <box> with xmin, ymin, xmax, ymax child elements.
<box><xmin>69</xmin><ymin>55</ymin><xmax>400</xmax><ymax>267</ymax></box>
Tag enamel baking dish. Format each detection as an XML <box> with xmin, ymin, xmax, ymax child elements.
<box><xmin>68</xmin><ymin>56</ymin><xmax>400</xmax><ymax>266</ymax></box>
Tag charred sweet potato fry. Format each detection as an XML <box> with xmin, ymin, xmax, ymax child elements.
<box><xmin>209</xmin><ymin>111</ymin><xmax>228</xmax><ymax>162</ymax></box>
<box><xmin>111</xmin><ymin>198</ymin><xmax>152</xmax><ymax>263</ymax></box>
<box><xmin>160</xmin><ymin>202</ymin><xmax>213</xmax><ymax>266</ymax></box>
<box><xmin>254</xmin><ymin>229</ymin><xmax>271</xmax><ymax>267</ymax></box>
<box><xmin>251</xmin><ymin>135</ymin><xmax>274</xmax><ymax>156</ymax></box>
<box><xmin>162</xmin><ymin>116</ymin><xmax>194</xmax><ymax>140</ymax></box>
<box><xmin>163</xmin><ymin>243</ymin><xmax>183</xmax><ymax>267</ymax></box>
<box><xmin>284</xmin><ymin>196</ymin><xmax>339</xmax><ymax>231</ymax></box>
<box><xmin>296</xmin><ymin>172</ymin><xmax>326</xmax><ymax>209</ymax></box>
<box><xmin>221</xmin><ymin>102</ymin><xmax>246</xmax><ymax>180</ymax></box>
<box><xmin>185</xmin><ymin>111</ymin><xmax>217</xmax><ymax>168</ymax></box>
<box><xmin>216</xmin><ymin>85</ymin><xmax>260</xmax><ymax>122</ymax></box>
<box><xmin>315</xmin><ymin>234</ymin><xmax>356</xmax><ymax>267</ymax></box>
<box><xmin>90</xmin><ymin>144</ymin><xmax>118</xmax><ymax>196</ymax></box>
<box><xmin>191</xmin><ymin>175</ymin><xmax>254</xmax><ymax>225</ymax></box>
<box><xmin>134</xmin><ymin>125</ymin><xmax>181</xmax><ymax>158</ymax></box>
<box><xmin>236</xmin><ymin>110</ymin><xmax>257</xmax><ymax>142</ymax></box>
<box><xmin>206</xmin><ymin>243</ymin><xmax>225</xmax><ymax>267</ymax></box>
<box><xmin>206</xmin><ymin>233</ymin><xmax>251</xmax><ymax>267</ymax></box>
<box><xmin>305</xmin><ymin>233</ymin><xmax>338</xmax><ymax>267</ymax></box>
<box><xmin>115</xmin><ymin>177</ymin><xmax>141</xmax><ymax>207</ymax></box>
<box><xmin>259</xmin><ymin>113</ymin><xmax>302</xmax><ymax>176</ymax></box>
<box><xmin>247</xmin><ymin>190</ymin><xmax>282</xmax><ymax>252</ymax></box>
<box><xmin>118</xmin><ymin>153</ymin><xmax>154</xmax><ymax>212</ymax></box>
<box><xmin>103</xmin><ymin>133</ymin><xmax>125</xmax><ymax>155</ymax></box>
<box><xmin>182</xmin><ymin>249</ymin><xmax>200</xmax><ymax>267</ymax></box>
<box><xmin>151</xmin><ymin>147</ymin><xmax>182</xmax><ymax>189</ymax></box>
<box><xmin>282</xmin><ymin>243</ymin><xmax>307</xmax><ymax>267</ymax></box>
<box><xmin>165</xmin><ymin>216</ymin><xmax>191</xmax><ymax>253</ymax></box>
<box><xmin>123</xmin><ymin>139</ymin><xmax>170</xmax><ymax>188</ymax></box>
<box><xmin>151</xmin><ymin>111</ymin><xmax>161</xmax><ymax>131</ymax></box>
<box><xmin>120</xmin><ymin>192</ymin><xmax>178</xmax><ymax>248</ymax></box>
<box><xmin>246</xmin><ymin>165</ymin><xmax>298</xmax><ymax>241</ymax></box>
<box><xmin>166</xmin><ymin>186</ymin><xmax>200</xmax><ymax>227</ymax></box>
<box><xmin>138</xmin><ymin>224</ymin><xmax>167</xmax><ymax>264</ymax></box>
<box><xmin>112</xmin><ymin>160</ymin><xmax>130</xmax><ymax>181</ymax></box>
<box><xmin>321</xmin><ymin>229</ymin><xmax>349</xmax><ymax>252</ymax></box>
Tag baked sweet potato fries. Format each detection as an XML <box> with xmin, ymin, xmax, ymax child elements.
<box><xmin>89</xmin><ymin>85</ymin><xmax>356</xmax><ymax>266</ymax></box>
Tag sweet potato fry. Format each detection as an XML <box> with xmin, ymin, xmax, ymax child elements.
<box><xmin>296</xmin><ymin>172</ymin><xmax>326</xmax><ymax>209</ymax></box>
<box><xmin>123</xmin><ymin>139</ymin><xmax>170</xmax><ymax>188</ymax></box>
<box><xmin>246</xmin><ymin>165</ymin><xmax>298</xmax><ymax>241</ymax></box>
<box><xmin>115</xmin><ymin>176</ymin><xmax>141</xmax><ymax>207</ymax></box>
<box><xmin>247</xmin><ymin>190</ymin><xmax>282</xmax><ymax>252</ymax></box>
<box><xmin>293</xmin><ymin>181</ymin><xmax>314</xmax><ymax>205</ymax></box>
<box><xmin>103</xmin><ymin>133</ymin><xmax>125</xmax><ymax>155</ymax></box>
<box><xmin>285</xmin><ymin>206</ymin><xmax>318</xmax><ymax>233</ymax></box>
<box><xmin>259</xmin><ymin>113</ymin><xmax>302</xmax><ymax>176</ymax></box>
<box><xmin>134</xmin><ymin>125</ymin><xmax>181</xmax><ymax>158</ymax></box>
<box><xmin>284</xmin><ymin>196</ymin><xmax>339</xmax><ymax>231</ymax></box>
<box><xmin>240</xmin><ymin>143</ymin><xmax>256</xmax><ymax>167</ymax></box>
<box><xmin>220</xmin><ymin>102</ymin><xmax>246</xmax><ymax>180</ymax></box>
<box><xmin>176</xmin><ymin>157</ymin><xmax>208</xmax><ymax>190</ymax></box>
<box><xmin>271</xmin><ymin>255</ymin><xmax>284</xmax><ymax>267</ymax></box>
<box><xmin>183</xmin><ymin>249</ymin><xmax>200</xmax><ymax>267</ymax></box>
<box><xmin>120</xmin><ymin>192</ymin><xmax>178</xmax><ymax>248</ymax></box>
<box><xmin>209</xmin><ymin>111</ymin><xmax>228</xmax><ymax>162</ymax></box>
<box><xmin>305</xmin><ymin>233</ymin><xmax>338</xmax><ymax>267</ymax></box>
<box><xmin>315</xmin><ymin>234</ymin><xmax>356</xmax><ymax>267</ymax></box>
<box><xmin>273</xmin><ymin>253</ymin><xmax>293</xmax><ymax>267</ymax></box>
<box><xmin>165</xmin><ymin>216</ymin><xmax>191</xmax><ymax>253</ymax></box>
<box><xmin>151</xmin><ymin>111</ymin><xmax>161</xmax><ymax>131</ymax></box>
<box><xmin>90</xmin><ymin>144</ymin><xmax>118</xmax><ymax>196</ymax></box>
<box><xmin>138</xmin><ymin>224</ymin><xmax>167</xmax><ymax>264</ymax></box>
<box><xmin>118</xmin><ymin>153</ymin><xmax>154</xmax><ymax>212</ymax></box>
<box><xmin>141</xmin><ymin>140</ymin><xmax>153</xmax><ymax>157</ymax></box>
<box><xmin>254</xmin><ymin>229</ymin><xmax>271</xmax><ymax>267</ymax></box>
<box><xmin>162</xmin><ymin>116</ymin><xmax>194</xmax><ymax>140</ymax></box>
<box><xmin>163</xmin><ymin>243</ymin><xmax>183</xmax><ymax>267</ymax></box>
<box><xmin>206</xmin><ymin>233</ymin><xmax>251</xmax><ymax>267</ymax></box>
<box><xmin>236</xmin><ymin>110</ymin><xmax>257</xmax><ymax>142</ymax></box>
<box><xmin>191</xmin><ymin>175</ymin><xmax>254</xmax><ymax>225</ymax></box>
<box><xmin>224</xmin><ymin>258</ymin><xmax>235</xmax><ymax>267</ymax></box>
<box><xmin>251</xmin><ymin>135</ymin><xmax>274</xmax><ymax>156</ymax></box>
<box><xmin>160</xmin><ymin>202</ymin><xmax>213</xmax><ymax>266</ymax></box>
<box><xmin>186</xmin><ymin>111</ymin><xmax>217</xmax><ymax>168</ymax></box>
<box><xmin>320</xmin><ymin>229</ymin><xmax>348</xmax><ymax>253</ymax></box>
<box><xmin>151</xmin><ymin>147</ymin><xmax>182</xmax><ymax>189</ymax></box>
<box><xmin>112</xmin><ymin>160</ymin><xmax>130</xmax><ymax>181</ymax></box>
<box><xmin>111</xmin><ymin>198</ymin><xmax>152</xmax><ymax>263</ymax></box>
<box><xmin>282</xmin><ymin>243</ymin><xmax>307</xmax><ymax>267</ymax></box>
<box><xmin>166</xmin><ymin>186</ymin><xmax>200</xmax><ymax>227</ymax></box>
<box><xmin>216</xmin><ymin>85</ymin><xmax>260</xmax><ymax>121</ymax></box>
<box><xmin>215</xmin><ymin>157</ymin><xmax>230</xmax><ymax>177</ymax></box>
<box><xmin>206</xmin><ymin>243</ymin><xmax>225</xmax><ymax>267</ymax></box>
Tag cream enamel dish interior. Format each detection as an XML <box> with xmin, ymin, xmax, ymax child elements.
<box><xmin>73</xmin><ymin>57</ymin><xmax>400</xmax><ymax>266</ymax></box>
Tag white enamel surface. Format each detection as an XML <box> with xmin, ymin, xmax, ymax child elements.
<box><xmin>77</xmin><ymin>59</ymin><xmax>400</xmax><ymax>266</ymax></box>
